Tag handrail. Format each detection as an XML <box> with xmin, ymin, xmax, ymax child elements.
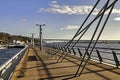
<box><xmin>0</xmin><ymin>45</ymin><xmax>28</xmax><ymax>71</ymax></box>
<box><xmin>0</xmin><ymin>45</ymin><xmax>28</xmax><ymax>80</ymax></box>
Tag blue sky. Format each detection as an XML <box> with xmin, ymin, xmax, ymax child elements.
<box><xmin>0</xmin><ymin>0</ymin><xmax>120</xmax><ymax>40</ymax></box>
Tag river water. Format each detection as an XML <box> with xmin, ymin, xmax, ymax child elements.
<box><xmin>0</xmin><ymin>48</ymin><xmax>23</xmax><ymax>66</ymax></box>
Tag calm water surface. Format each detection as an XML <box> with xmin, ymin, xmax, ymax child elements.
<box><xmin>0</xmin><ymin>48</ymin><xmax>23</xmax><ymax>66</ymax></box>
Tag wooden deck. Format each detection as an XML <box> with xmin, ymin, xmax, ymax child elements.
<box><xmin>10</xmin><ymin>47</ymin><xmax>120</xmax><ymax>80</ymax></box>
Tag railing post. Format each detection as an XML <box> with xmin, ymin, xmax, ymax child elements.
<box><xmin>59</xmin><ymin>45</ymin><xmax>61</xmax><ymax>51</ymax></box>
<box><xmin>59</xmin><ymin>45</ymin><xmax>62</xmax><ymax>51</ymax></box>
<box><xmin>67</xmin><ymin>47</ymin><xmax>71</xmax><ymax>53</ymax></box>
<box><xmin>57</xmin><ymin>45</ymin><xmax>61</xmax><ymax>51</ymax></box>
<box><xmin>72</xmin><ymin>48</ymin><xmax>76</xmax><ymax>55</ymax></box>
<box><xmin>96</xmin><ymin>49</ymin><xmax>103</xmax><ymax>63</ymax></box>
<box><xmin>77</xmin><ymin>48</ymin><xmax>82</xmax><ymax>56</ymax></box>
<box><xmin>56</xmin><ymin>44</ymin><xmax>58</xmax><ymax>50</ymax></box>
<box><xmin>112</xmin><ymin>50</ymin><xmax>119</xmax><ymax>68</ymax></box>
<box><xmin>57</xmin><ymin>45</ymin><xmax>60</xmax><ymax>50</ymax></box>
<box><xmin>85</xmin><ymin>48</ymin><xmax>91</xmax><ymax>58</ymax></box>
<box><xmin>64</xmin><ymin>47</ymin><xmax>67</xmax><ymax>52</ymax></box>
<box><xmin>60</xmin><ymin>46</ymin><xmax>64</xmax><ymax>51</ymax></box>
<box><xmin>62</xmin><ymin>46</ymin><xmax>66</xmax><ymax>52</ymax></box>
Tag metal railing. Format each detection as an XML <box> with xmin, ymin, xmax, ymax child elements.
<box><xmin>0</xmin><ymin>45</ymin><xmax>28</xmax><ymax>80</ymax></box>
<box><xmin>45</xmin><ymin>41</ymin><xmax>120</xmax><ymax>68</ymax></box>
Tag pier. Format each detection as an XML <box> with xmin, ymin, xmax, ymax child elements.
<box><xmin>10</xmin><ymin>47</ymin><xmax>120</xmax><ymax>80</ymax></box>
<box><xmin>0</xmin><ymin>0</ymin><xmax>120</xmax><ymax>80</ymax></box>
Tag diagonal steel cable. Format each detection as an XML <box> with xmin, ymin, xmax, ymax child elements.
<box><xmin>75</xmin><ymin>0</ymin><xmax>117</xmax><ymax>77</ymax></box>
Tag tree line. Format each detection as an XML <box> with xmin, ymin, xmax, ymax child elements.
<box><xmin>0</xmin><ymin>32</ymin><xmax>39</xmax><ymax>44</ymax></box>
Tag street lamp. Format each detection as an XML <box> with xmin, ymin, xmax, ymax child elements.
<box><xmin>36</xmin><ymin>24</ymin><xmax>45</xmax><ymax>50</ymax></box>
<box><xmin>30</xmin><ymin>33</ymin><xmax>35</xmax><ymax>47</ymax></box>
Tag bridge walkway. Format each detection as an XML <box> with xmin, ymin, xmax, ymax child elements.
<box><xmin>10</xmin><ymin>47</ymin><xmax>120</xmax><ymax>80</ymax></box>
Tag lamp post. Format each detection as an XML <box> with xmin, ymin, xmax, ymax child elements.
<box><xmin>30</xmin><ymin>33</ymin><xmax>35</xmax><ymax>47</ymax></box>
<box><xmin>36</xmin><ymin>24</ymin><xmax>45</xmax><ymax>50</ymax></box>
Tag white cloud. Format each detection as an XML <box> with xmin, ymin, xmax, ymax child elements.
<box><xmin>39</xmin><ymin>2</ymin><xmax>120</xmax><ymax>22</ymax></box>
<box><xmin>40</xmin><ymin>3</ymin><xmax>99</xmax><ymax>15</ymax></box>
<box><xmin>40</xmin><ymin>2</ymin><xmax>120</xmax><ymax>16</ymax></box>
<box><xmin>51</xmin><ymin>1</ymin><xmax>57</xmax><ymax>4</ymax></box>
<box><xmin>61</xmin><ymin>25</ymin><xmax>79</xmax><ymax>30</ymax></box>
<box><xmin>112</xmin><ymin>9</ymin><xmax>120</xmax><ymax>15</ymax></box>
<box><xmin>104</xmin><ymin>8</ymin><xmax>120</xmax><ymax>15</ymax></box>
<box><xmin>114</xmin><ymin>17</ymin><xmax>120</xmax><ymax>21</ymax></box>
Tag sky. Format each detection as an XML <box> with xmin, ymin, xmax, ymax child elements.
<box><xmin>0</xmin><ymin>0</ymin><xmax>120</xmax><ymax>40</ymax></box>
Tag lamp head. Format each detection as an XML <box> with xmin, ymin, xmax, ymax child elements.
<box><xmin>36</xmin><ymin>24</ymin><xmax>39</xmax><ymax>26</ymax></box>
<box><xmin>36</xmin><ymin>24</ymin><xmax>46</xmax><ymax>26</ymax></box>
